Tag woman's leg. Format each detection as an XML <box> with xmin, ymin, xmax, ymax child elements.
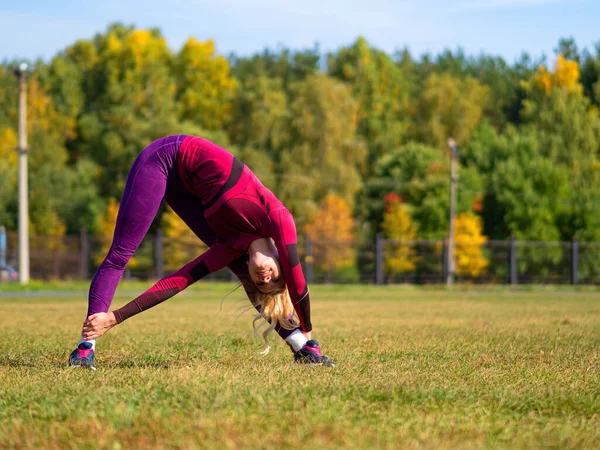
<box><xmin>87</xmin><ymin>146</ymin><xmax>168</xmax><ymax>317</ymax></box>
<box><xmin>165</xmin><ymin>193</ymin><xmax>297</xmax><ymax>340</ymax></box>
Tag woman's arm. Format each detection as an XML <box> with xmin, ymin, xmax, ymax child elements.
<box><xmin>81</xmin><ymin>243</ymin><xmax>241</xmax><ymax>338</ymax></box>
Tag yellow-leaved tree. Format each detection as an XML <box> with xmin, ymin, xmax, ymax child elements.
<box><xmin>94</xmin><ymin>198</ymin><xmax>137</xmax><ymax>267</ymax></box>
<box><xmin>455</xmin><ymin>212</ymin><xmax>488</xmax><ymax>277</ymax></box>
<box><xmin>381</xmin><ymin>193</ymin><xmax>419</xmax><ymax>276</ymax></box>
<box><xmin>175</xmin><ymin>38</ymin><xmax>238</xmax><ymax>130</ymax></box>
<box><xmin>526</xmin><ymin>54</ymin><xmax>581</xmax><ymax>95</ymax></box>
<box><xmin>303</xmin><ymin>193</ymin><xmax>355</xmax><ymax>281</ymax></box>
<box><xmin>0</xmin><ymin>128</ymin><xmax>18</xmax><ymax>211</ymax></box>
<box><xmin>161</xmin><ymin>206</ymin><xmax>207</xmax><ymax>271</ymax></box>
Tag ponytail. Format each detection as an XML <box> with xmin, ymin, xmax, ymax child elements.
<box><xmin>251</xmin><ymin>279</ymin><xmax>297</xmax><ymax>355</ymax></box>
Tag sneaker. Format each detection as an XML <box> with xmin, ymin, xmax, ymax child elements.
<box><xmin>68</xmin><ymin>342</ymin><xmax>96</xmax><ymax>370</ymax></box>
<box><xmin>294</xmin><ymin>340</ymin><xmax>335</xmax><ymax>367</ymax></box>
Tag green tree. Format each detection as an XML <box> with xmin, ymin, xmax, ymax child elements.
<box><xmin>328</xmin><ymin>37</ymin><xmax>411</xmax><ymax>172</ymax></box>
<box><xmin>227</xmin><ymin>75</ymin><xmax>289</xmax><ymax>191</ymax></box>
<box><xmin>482</xmin><ymin>127</ymin><xmax>567</xmax><ymax>241</ymax></box>
<box><xmin>230</xmin><ymin>45</ymin><xmax>320</xmax><ymax>89</ymax></box>
<box><xmin>364</xmin><ymin>142</ymin><xmax>482</xmax><ymax>238</ymax></box>
<box><xmin>74</xmin><ymin>24</ymin><xmax>181</xmax><ymax>197</ymax></box>
<box><xmin>94</xmin><ymin>198</ymin><xmax>138</xmax><ymax>268</ymax></box>
<box><xmin>279</xmin><ymin>75</ymin><xmax>367</xmax><ymax>219</ymax></box>
<box><xmin>521</xmin><ymin>55</ymin><xmax>600</xmax><ymax>165</ymax></box>
<box><xmin>412</xmin><ymin>73</ymin><xmax>488</xmax><ymax>149</ymax></box>
<box><xmin>579</xmin><ymin>43</ymin><xmax>600</xmax><ymax>105</ymax></box>
<box><xmin>0</xmin><ymin>72</ymin><xmax>74</xmax><ymax>237</ymax></box>
<box><xmin>228</xmin><ymin>76</ymin><xmax>289</xmax><ymax>154</ymax></box>
<box><xmin>161</xmin><ymin>206</ymin><xmax>207</xmax><ymax>271</ymax></box>
<box><xmin>464</xmin><ymin>54</ymin><xmax>536</xmax><ymax>128</ymax></box>
<box><xmin>39</xmin><ymin>41</ymin><xmax>92</xmax><ymax>147</ymax></box>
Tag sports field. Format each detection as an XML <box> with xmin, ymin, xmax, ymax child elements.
<box><xmin>1</xmin><ymin>283</ymin><xmax>599</xmax><ymax>449</ymax></box>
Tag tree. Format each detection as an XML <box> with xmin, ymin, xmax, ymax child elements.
<box><xmin>230</xmin><ymin>45</ymin><xmax>320</xmax><ymax>89</ymax></box>
<box><xmin>463</xmin><ymin>53</ymin><xmax>536</xmax><ymax>128</ymax></box>
<box><xmin>228</xmin><ymin>76</ymin><xmax>289</xmax><ymax>154</ymax></box>
<box><xmin>1</xmin><ymin>70</ymin><xmax>75</xmax><ymax>238</ymax></box>
<box><xmin>579</xmin><ymin>43</ymin><xmax>600</xmax><ymax>105</ymax></box>
<box><xmin>74</xmin><ymin>24</ymin><xmax>182</xmax><ymax>197</ymax></box>
<box><xmin>227</xmin><ymin>75</ymin><xmax>289</xmax><ymax>191</ymax></box>
<box><xmin>412</xmin><ymin>73</ymin><xmax>488</xmax><ymax>149</ymax></box>
<box><xmin>364</xmin><ymin>142</ymin><xmax>482</xmax><ymax>238</ymax></box>
<box><xmin>459</xmin><ymin>119</ymin><xmax>501</xmax><ymax>174</ymax></box>
<box><xmin>381</xmin><ymin>194</ymin><xmax>419</xmax><ymax>277</ymax></box>
<box><xmin>524</xmin><ymin>54</ymin><xmax>581</xmax><ymax>96</ymax></box>
<box><xmin>454</xmin><ymin>212</ymin><xmax>488</xmax><ymax>278</ymax></box>
<box><xmin>518</xmin><ymin>53</ymin><xmax>600</xmax><ymax>245</ymax></box>
<box><xmin>39</xmin><ymin>41</ymin><xmax>91</xmax><ymax>147</ymax></box>
<box><xmin>0</xmin><ymin>127</ymin><xmax>18</xmax><ymax>228</ymax></box>
<box><xmin>482</xmin><ymin>128</ymin><xmax>569</xmax><ymax>278</ymax></box>
<box><xmin>279</xmin><ymin>75</ymin><xmax>366</xmax><ymax>219</ymax></box>
<box><xmin>555</xmin><ymin>37</ymin><xmax>581</xmax><ymax>62</ymax></box>
<box><xmin>520</xmin><ymin>55</ymin><xmax>600</xmax><ymax>165</ymax></box>
<box><xmin>94</xmin><ymin>198</ymin><xmax>138</xmax><ymax>267</ymax></box>
<box><xmin>174</xmin><ymin>38</ymin><xmax>237</xmax><ymax>131</ymax></box>
<box><xmin>328</xmin><ymin>37</ymin><xmax>411</xmax><ymax>173</ymax></box>
<box><xmin>161</xmin><ymin>206</ymin><xmax>207</xmax><ymax>271</ymax></box>
<box><xmin>303</xmin><ymin>194</ymin><xmax>355</xmax><ymax>282</ymax></box>
<box><xmin>482</xmin><ymin>127</ymin><xmax>567</xmax><ymax>240</ymax></box>
<box><xmin>52</xmin><ymin>159</ymin><xmax>104</xmax><ymax>234</ymax></box>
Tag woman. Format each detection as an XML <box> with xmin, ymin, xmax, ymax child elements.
<box><xmin>68</xmin><ymin>135</ymin><xmax>334</xmax><ymax>369</ymax></box>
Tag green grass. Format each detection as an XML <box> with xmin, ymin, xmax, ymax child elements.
<box><xmin>1</xmin><ymin>284</ymin><xmax>600</xmax><ymax>449</ymax></box>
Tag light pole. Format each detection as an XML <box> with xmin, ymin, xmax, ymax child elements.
<box><xmin>446</xmin><ymin>138</ymin><xmax>459</xmax><ymax>286</ymax></box>
<box><xmin>14</xmin><ymin>63</ymin><xmax>30</xmax><ymax>284</ymax></box>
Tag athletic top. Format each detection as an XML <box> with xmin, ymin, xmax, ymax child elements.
<box><xmin>113</xmin><ymin>136</ymin><xmax>312</xmax><ymax>332</ymax></box>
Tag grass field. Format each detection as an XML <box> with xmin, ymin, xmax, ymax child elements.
<box><xmin>1</xmin><ymin>283</ymin><xmax>600</xmax><ymax>449</ymax></box>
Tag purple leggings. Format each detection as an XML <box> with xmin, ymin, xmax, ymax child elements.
<box><xmin>87</xmin><ymin>136</ymin><xmax>295</xmax><ymax>339</ymax></box>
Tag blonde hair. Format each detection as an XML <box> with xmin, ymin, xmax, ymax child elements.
<box><xmin>251</xmin><ymin>278</ymin><xmax>298</xmax><ymax>355</ymax></box>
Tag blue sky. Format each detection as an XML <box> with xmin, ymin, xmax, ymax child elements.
<box><xmin>0</xmin><ymin>0</ymin><xmax>598</xmax><ymax>64</ymax></box>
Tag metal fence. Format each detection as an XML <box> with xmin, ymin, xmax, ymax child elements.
<box><xmin>2</xmin><ymin>229</ymin><xmax>600</xmax><ymax>285</ymax></box>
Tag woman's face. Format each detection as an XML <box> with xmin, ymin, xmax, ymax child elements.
<box><xmin>248</xmin><ymin>250</ymin><xmax>282</xmax><ymax>293</ymax></box>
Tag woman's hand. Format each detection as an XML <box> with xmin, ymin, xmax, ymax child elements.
<box><xmin>82</xmin><ymin>312</ymin><xmax>118</xmax><ymax>340</ymax></box>
<box><xmin>302</xmin><ymin>330</ymin><xmax>312</xmax><ymax>341</ymax></box>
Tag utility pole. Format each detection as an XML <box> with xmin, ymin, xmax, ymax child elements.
<box><xmin>15</xmin><ymin>63</ymin><xmax>30</xmax><ymax>284</ymax></box>
<box><xmin>446</xmin><ymin>138</ymin><xmax>459</xmax><ymax>286</ymax></box>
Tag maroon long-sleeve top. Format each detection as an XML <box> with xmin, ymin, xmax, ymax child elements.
<box><xmin>112</xmin><ymin>136</ymin><xmax>311</xmax><ymax>332</ymax></box>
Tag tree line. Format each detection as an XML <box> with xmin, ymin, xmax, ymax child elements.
<box><xmin>1</xmin><ymin>23</ymin><xmax>600</xmax><ymax>278</ymax></box>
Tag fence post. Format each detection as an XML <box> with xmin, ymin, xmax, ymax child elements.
<box><xmin>510</xmin><ymin>236</ymin><xmax>518</xmax><ymax>286</ymax></box>
<box><xmin>155</xmin><ymin>230</ymin><xmax>164</xmax><ymax>280</ymax></box>
<box><xmin>79</xmin><ymin>228</ymin><xmax>89</xmax><ymax>280</ymax></box>
<box><xmin>304</xmin><ymin>234</ymin><xmax>314</xmax><ymax>284</ymax></box>
<box><xmin>376</xmin><ymin>233</ymin><xmax>384</xmax><ymax>285</ymax></box>
<box><xmin>571</xmin><ymin>237</ymin><xmax>579</xmax><ymax>286</ymax></box>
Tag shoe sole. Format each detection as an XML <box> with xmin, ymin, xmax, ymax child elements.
<box><xmin>295</xmin><ymin>360</ymin><xmax>335</xmax><ymax>368</ymax></box>
<box><xmin>69</xmin><ymin>360</ymin><xmax>96</xmax><ymax>371</ymax></box>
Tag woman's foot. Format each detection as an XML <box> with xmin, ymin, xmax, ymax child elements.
<box><xmin>294</xmin><ymin>340</ymin><xmax>335</xmax><ymax>367</ymax></box>
<box><xmin>68</xmin><ymin>342</ymin><xmax>96</xmax><ymax>370</ymax></box>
